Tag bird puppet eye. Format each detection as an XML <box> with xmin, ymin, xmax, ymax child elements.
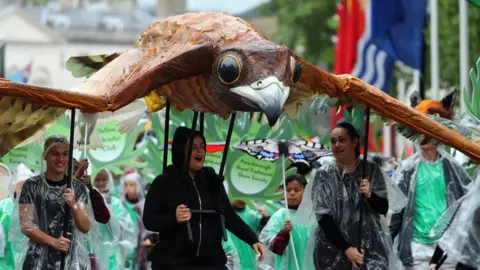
<box><xmin>217</xmin><ymin>55</ymin><xmax>242</xmax><ymax>85</ymax></box>
<box><xmin>290</xmin><ymin>57</ymin><xmax>302</xmax><ymax>85</ymax></box>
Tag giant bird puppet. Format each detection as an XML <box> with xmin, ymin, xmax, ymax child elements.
<box><xmin>1</xmin><ymin>12</ymin><xmax>480</xmax><ymax>162</ymax></box>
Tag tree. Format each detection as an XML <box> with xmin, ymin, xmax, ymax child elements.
<box><xmin>258</xmin><ymin>0</ymin><xmax>338</xmax><ymax>70</ymax></box>
<box><xmin>422</xmin><ymin>0</ymin><xmax>480</xmax><ymax>91</ymax></box>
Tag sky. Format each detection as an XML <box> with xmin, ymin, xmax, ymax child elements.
<box><xmin>186</xmin><ymin>0</ymin><xmax>269</xmax><ymax>14</ymax></box>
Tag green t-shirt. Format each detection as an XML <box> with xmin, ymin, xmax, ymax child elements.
<box><xmin>412</xmin><ymin>160</ymin><xmax>447</xmax><ymax>244</ymax></box>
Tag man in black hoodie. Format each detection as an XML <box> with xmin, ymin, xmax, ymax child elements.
<box><xmin>143</xmin><ymin>127</ymin><xmax>264</xmax><ymax>270</ymax></box>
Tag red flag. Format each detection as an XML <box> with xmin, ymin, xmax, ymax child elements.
<box><xmin>331</xmin><ymin>0</ymin><xmax>366</xmax><ymax>128</ymax></box>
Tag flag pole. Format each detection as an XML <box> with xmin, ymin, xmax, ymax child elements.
<box><xmin>430</xmin><ymin>0</ymin><xmax>440</xmax><ymax>100</ymax></box>
<box><xmin>459</xmin><ymin>0</ymin><xmax>469</xmax><ymax>113</ymax></box>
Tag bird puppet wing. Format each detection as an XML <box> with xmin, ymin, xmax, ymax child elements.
<box><xmin>0</xmin><ymin>12</ymin><xmax>480</xmax><ymax>162</ymax></box>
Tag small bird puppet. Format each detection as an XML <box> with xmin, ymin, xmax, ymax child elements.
<box><xmin>0</xmin><ymin>12</ymin><xmax>480</xmax><ymax>162</ymax></box>
<box><xmin>395</xmin><ymin>90</ymin><xmax>480</xmax><ymax>146</ymax></box>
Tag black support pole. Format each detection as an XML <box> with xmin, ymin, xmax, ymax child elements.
<box><xmin>184</xmin><ymin>111</ymin><xmax>199</xmax><ymax>242</ymax></box>
<box><xmin>163</xmin><ymin>101</ymin><xmax>171</xmax><ymax>172</ymax></box>
<box><xmin>219</xmin><ymin>113</ymin><xmax>236</xmax><ymax>176</ymax></box>
<box><xmin>357</xmin><ymin>107</ymin><xmax>371</xmax><ymax>270</ymax></box>
<box><xmin>60</xmin><ymin>108</ymin><xmax>76</xmax><ymax>270</ymax></box>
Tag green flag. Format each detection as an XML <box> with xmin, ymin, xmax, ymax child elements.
<box><xmin>467</xmin><ymin>0</ymin><xmax>480</xmax><ymax>8</ymax></box>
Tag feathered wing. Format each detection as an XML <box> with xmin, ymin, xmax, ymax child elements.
<box><xmin>66</xmin><ymin>53</ymin><xmax>122</xmax><ymax>79</ymax></box>
<box><xmin>0</xmin><ymin>97</ymin><xmax>65</xmax><ymax>156</ymax></box>
<box><xmin>96</xmin><ymin>99</ymin><xmax>148</xmax><ymax>134</ymax></box>
<box><xmin>66</xmin><ymin>54</ymin><xmax>151</xmax><ymax>134</ymax></box>
<box><xmin>73</xmin><ymin>126</ymin><xmax>104</xmax><ymax>150</ymax></box>
<box><xmin>0</xmin><ymin>42</ymin><xmax>214</xmax><ymax>156</ymax></box>
<box><xmin>288</xmin><ymin>51</ymin><xmax>480</xmax><ymax>162</ymax></box>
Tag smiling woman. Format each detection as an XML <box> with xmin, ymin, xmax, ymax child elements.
<box><xmin>143</xmin><ymin>127</ymin><xmax>265</xmax><ymax>270</ymax></box>
<box><xmin>296</xmin><ymin>122</ymin><xmax>407</xmax><ymax>270</ymax></box>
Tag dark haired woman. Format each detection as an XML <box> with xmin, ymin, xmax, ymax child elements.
<box><xmin>300</xmin><ymin>122</ymin><xmax>404</xmax><ymax>269</ymax></box>
<box><xmin>143</xmin><ymin>127</ymin><xmax>264</xmax><ymax>270</ymax></box>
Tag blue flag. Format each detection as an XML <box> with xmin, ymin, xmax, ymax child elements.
<box><xmin>352</xmin><ymin>0</ymin><xmax>427</xmax><ymax>93</ymax></box>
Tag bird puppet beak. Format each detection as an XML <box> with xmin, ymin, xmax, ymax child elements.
<box><xmin>230</xmin><ymin>76</ymin><xmax>289</xmax><ymax>126</ymax></box>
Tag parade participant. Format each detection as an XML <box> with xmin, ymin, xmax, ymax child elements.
<box><xmin>390</xmin><ymin>139</ymin><xmax>471</xmax><ymax>269</ymax></box>
<box><xmin>0</xmin><ymin>225</ymin><xmax>4</xmax><ymax>259</ymax></box>
<box><xmin>143</xmin><ymin>126</ymin><xmax>265</xmax><ymax>270</ymax></box>
<box><xmin>390</xmin><ymin>91</ymin><xmax>472</xmax><ymax>269</ymax></box>
<box><xmin>223</xmin><ymin>238</ymin><xmax>240</xmax><ymax>270</ymax></box>
<box><xmin>229</xmin><ymin>199</ymin><xmax>269</xmax><ymax>270</ymax></box>
<box><xmin>120</xmin><ymin>170</ymin><xmax>149</xmax><ymax>269</ymax></box>
<box><xmin>428</xmin><ymin>171</ymin><xmax>480</xmax><ymax>270</ymax></box>
<box><xmin>73</xmin><ymin>158</ymin><xmax>110</xmax><ymax>224</ymax></box>
<box><xmin>94</xmin><ymin>169</ymin><xmax>137</xmax><ymax>270</ymax></box>
<box><xmin>297</xmin><ymin>122</ymin><xmax>405</xmax><ymax>269</ymax></box>
<box><xmin>259</xmin><ymin>174</ymin><xmax>313</xmax><ymax>270</ymax></box>
<box><xmin>0</xmin><ymin>163</ymin><xmax>34</xmax><ymax>269</ymax></box>
<box><xmin>17</xmin><ymin>135</ymin><xmax>93</xmax><ymax>269</ymax></box>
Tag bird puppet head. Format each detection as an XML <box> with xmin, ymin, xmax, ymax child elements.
<box><xmin>210</xmin><ymin>39</ymin><xmax>301</xmax><ymax>126</ymax></box>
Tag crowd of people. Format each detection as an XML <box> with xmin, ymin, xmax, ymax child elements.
<box><xmin>0</xmin><ymin>120</ymin><xmax>478</xmax><ymax>270</ymax></box>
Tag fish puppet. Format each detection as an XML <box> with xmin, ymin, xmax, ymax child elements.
<box><xmin>1</xmin><ymin>12</ymin><xmax>480</xmax><ymax>162</ymax></box>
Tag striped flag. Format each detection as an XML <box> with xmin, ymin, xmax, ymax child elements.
<box><xmin>351</xmin><ymin>0</ymin><xmax>426</xmax><ymax>92</ymax></box>
<box><xmin>332</xmin><ymin>0</ymin><xmax>426</xmax><ymax>153</ymax></box>
<box><xmin>332</xmin><ymin>0</ymin><xmax>426</xmax><ymax>115</ymax></box>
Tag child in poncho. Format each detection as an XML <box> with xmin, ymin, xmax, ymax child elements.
<box><xmin>93</xmin><ymin>169</ymin><xmax>136</xmax><ymax>270</ymax></box>
<box><xmin>229</xmin><ymin>199</ymin><xmax>269</xmax><ymax>270</ymax></box>
<box><xmin>259</xmin><ymin>174</ymin><xmax>313</xmax><ymax>270</ymax></box>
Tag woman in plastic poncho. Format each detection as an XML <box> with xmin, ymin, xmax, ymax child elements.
<box><xmin>0</xmin><ymin>163</ymin><xmax>34</xmax><ymax>269</ymax></box>
<box><xmin>120</xmin><ymin>170</ymin><xmax>151</xmax><ymax>269</ymax></box>
<box><xmin>303</xmin><ymin>122</ymin><xmax>403</xmax><ymax>269</ymax></box>
<box><xmin>93</xmin><ymin>169</ymin><xmax>136</xmax><ymax>270</ymax></box>
<box><xmin>229</xmin><ymin>199</ymin><xmax>269</xmax><ymax>270</ymax></box>
<box><xmin>259</xmin><ymin>173</ymin><xmax>314</xmax><ymax>270</ymax></box>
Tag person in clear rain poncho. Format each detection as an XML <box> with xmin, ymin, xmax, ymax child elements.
<box><xmin>10</xmin><ymin>135</ymin><xmax>108</xmax><ymax>270</ymax></box>
<box><xmin>229</xmin><ymin>199</ymin><xmax>269</xmax><ymax>270</ymax></box>
<box><xmin>389</xmin><ymin>140</ymin><xmax>471</xmax><ymax>269</ymax></box>
<box><xmin>294</xmin><ymin>122</ymin><xmax>407</xmax><ymax>270</ymax></box>
<box><xmin>72</xmin><ymin>158</ymin><xmax>124</xmax><ymax>270</ymax></box>
<box><xmin>259</xmin><ymin>174</ymin><xmax>314</xmax><ymax>270</ymax></box>
<box><xmin>120</xmin><ymin>169</ymin><xmax>155</xmax><ymax>269</ymax></box>
<box><xmin>0</xmin><ymin>163</ymin><xmax>34</xmax><ymax>269</ymax></box>
<box><xmin>428</xmin><ymin>170</ymin><xmax>480</xmax><ymax>270</ymax></box>
<box><xmin>222</xmin><ymin>237</ymin><xmax>240</xmax><ymax>270</ymax></box>
<box><xmin>0</xmin><ymin>224</ymin><xmax>4</xmax><ymax>259</ymax></box>
<box><xmin>93</xmin><ymin>169</ymin><xmax>137</xmax><ymax>270</ymax></box>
